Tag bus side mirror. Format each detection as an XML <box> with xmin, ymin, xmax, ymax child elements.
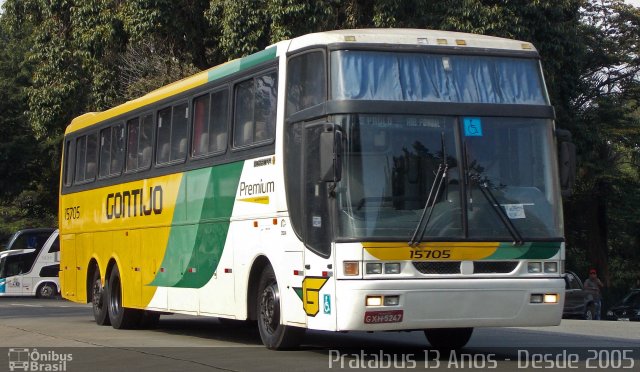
<box><xmin>320</xmin><ymin>126</ymin><xmax>343</xmax><ymax>182</ymax></box>
<box><xmin>556</xmin><ymin>129</ymin><xmax>576</xmax><ymax>197</ymax></box>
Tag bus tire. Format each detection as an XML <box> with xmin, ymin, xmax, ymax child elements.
<box><xmin>256</xmin><ymin>265</ymin><xmax>305</xmax><ymax>350</ymax></box>
<box><xmin>91</xmin><ymin>270</ymin><xmax>110</xmax><ymax>326</ymax></box>
<box><xmin>107</xmin><ymin>265</ymin><xmax>142</xmax><ymax>329</ymax></box>
<box><xmin>36</xmin><ymin>282</ymin><xmax>57</xmax><ymax>299</ymax></box>
<box><xmin>424</xmin><ymin>327</ymin><xmax>473</xmax><ymax>350</ymax></box>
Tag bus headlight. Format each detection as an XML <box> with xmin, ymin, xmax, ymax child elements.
<box><xmin>544</xmin><ymin>262</ymin><xmax>558</xmax><ymax>273</ymax></box>
<box><xmin>384</xmin><ymin>263</ymin><xmax>401</xmax><ymax>274</ymax></box>
<box><xmin>366</xmin><ymin>263</ymin><xmax>382</xmax><ymax>274</ymax></box>
<box><xmin>527</xmin><ymin>262</ymin><xmax>542</xmax><ymax>273</ymax></box>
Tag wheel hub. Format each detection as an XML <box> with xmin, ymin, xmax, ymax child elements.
<box><xmin>260</xmin><ymin>284</ymin><xmax>279</xmax><ymax>334</ymax></box>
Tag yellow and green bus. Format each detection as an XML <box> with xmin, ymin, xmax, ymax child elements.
<box><xmin>59</xmin><ymin>29</ymin><xmax>574</xmax><ymax>349</ymax></box>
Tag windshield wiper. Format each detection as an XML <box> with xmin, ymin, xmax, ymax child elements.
<box><xmin>408</xmin><ymin>133</ymin><xmax>448</xmax><ymax>247</ymax></box>
<box><xmin>475</xmin><ymin>180</ymin><xmax>524</xmax><ymax>246</ymax></box>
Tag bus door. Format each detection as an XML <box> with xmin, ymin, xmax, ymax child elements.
<box><xmin>302</xmin><ymin>122</ymin><xmax>338</xmax><ymax>330</ymax></box>
<box><xmin>60</xmin><ymin>235</ymin><xmax>77</xmax><ymax>299</ymax></box>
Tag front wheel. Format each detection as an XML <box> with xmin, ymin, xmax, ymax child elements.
<box><xmin>36</xmin><ymin>283</ymin><xmax>57</xmax><ymax>299</ymax></box>
<box><xmin>107</xmin><ymin>265</ymin><xmax>142</xmax><ymax>329</ymax></box>
<box><xmin>425</xmin><ymin>328</ymin><xmax>473</xmax><ymax>350</ymax></box>
<box><xmin>256</xmin><ymin>265</ymin><xmax>305</xmax><ymax>350</ymax></box>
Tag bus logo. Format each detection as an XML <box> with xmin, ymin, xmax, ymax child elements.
<box><xmin>8</xmin><ymin>348</ymin><xmax>29</xmax><ymax>371</ymax></box>
<box><xmin>292</xmin><ymin>277</ymin><xmax>329</xmax><ymax>316</ymax></box>
<box><xmin>7</xmin><ymin>348</ymin><xmax>72</xmax><ymax>371</ymax></box>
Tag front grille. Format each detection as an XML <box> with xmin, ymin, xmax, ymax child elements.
<box><xmin>473</xmin><ymin>261</ymin><xmax>518</xmax><ymax>274</ymax></box>
<box><xmin>413</xmin><ymin>261</ymin><xmax>461</xmax><ymax>274</ymax></box>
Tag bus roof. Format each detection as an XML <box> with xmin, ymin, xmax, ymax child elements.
<box><xmin>286</xmin><ymin>29</ymin><xmax>536</xmax><ymax>54</ymax></box>
<box><xmin>65</xmin><ymin>29</ymin><xmax>536</xmax><ymax>134</ymax></box>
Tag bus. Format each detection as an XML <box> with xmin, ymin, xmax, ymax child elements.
<box><xmin>0</xmin><ymin>229</ymin><xmax>60</xmax><ymax>298</ymax></box>
<box><xmin>59</xmin><ymin>29</ymin><xmax>575</xmax><ymax>349</ymax></box>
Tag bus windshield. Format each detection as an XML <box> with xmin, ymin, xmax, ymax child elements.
<box><xmin>334</xmin><ymin>114</ymin><xmax>563</xmax><ymax>241</ymax></box>
<box><xmin>331</xmin><ymin>50</ymin><xmax>547</xmax><ymax>105</ymax></box>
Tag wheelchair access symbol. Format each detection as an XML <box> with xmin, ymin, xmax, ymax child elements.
<box><xmin>323</xmin><ymin>294</ymin><xmax>331</xmax><ymax>315</ymax></box>
<box><xmin>463</xmin><ymin>117</ymin><xmax>483</xmax><ymax>137</ymax></box>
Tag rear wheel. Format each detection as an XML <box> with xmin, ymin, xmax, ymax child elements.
<box><xmin>107</xmin><ymin>265</ymin><xmax>142</xmax><ymax>329</ymax></box>
<box><xmin>256</xmin><ymin>265</ymin><xmax>305</xmax><ymax>349</ymax></box>
<box><xmin>91</xmin><ymin>269</ymin><xmax>110</xmax><ymax>325</ymax></box>
<box><xmin>36</xmin><ymin>283</ymin><xmax>57</xmax><ymax>299</ymax></box>
<box><xmin>425</xmin><ymin>328</ymin><xmax>473</xmax><ymax>350</ymax></box>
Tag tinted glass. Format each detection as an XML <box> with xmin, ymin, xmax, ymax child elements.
<box><xmin>287</xmin><ymin>51</ymin><xmax>326</xmax><ymax>116</ymax></box>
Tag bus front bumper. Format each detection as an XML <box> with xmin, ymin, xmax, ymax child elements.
<box><xmin>334</xmin><ymin>277</ymin><xmax>564</xmax><ymax>331</ymax></box>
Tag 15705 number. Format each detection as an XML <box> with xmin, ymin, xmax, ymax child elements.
<box><xmin>409</xmin><ymin>249</ymin><xmax>451</xmax><ymax>259</ymax></box>
<box><xmin>64</xmin><ymin>206</ymin><xmax>80</xmax><ymax>221</ymax></box>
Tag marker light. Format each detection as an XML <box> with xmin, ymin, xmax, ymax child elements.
<box><xmin>366</xmin><ymin>263</ymin><xmax>382</xmax><ymax>275</ymax></box>
<box><xmin>366</xmin><ymin>296</ymin><xmax>383</xmax><ymax>306</ymax></box>
<box><xmin>343</xmin><ymin>261</ymin><xmax>359</xmax><ymax>276</ymax></box>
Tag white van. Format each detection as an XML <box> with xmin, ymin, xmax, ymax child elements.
<box><xmin>0</xmin><ymin>229</ymin><xmax>59</xmax><ymax>298</ymax></box>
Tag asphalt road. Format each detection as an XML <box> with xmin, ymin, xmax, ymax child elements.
<box><xmin>0</xmin><ymin>297</ymin><xmax>638</xmax><ymax>371</ymax></box>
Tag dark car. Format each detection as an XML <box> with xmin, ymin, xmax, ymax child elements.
<box><xmin>563</xmin><ymin>271</ymin><xmax>597</xmax><ymax>320</ymax></box>
<box><xmin>606</xmin><ymin>289</ymin><xmax>640</xmax><ymax>321</ymax></box>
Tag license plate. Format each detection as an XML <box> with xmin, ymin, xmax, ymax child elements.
<box><xmin>364</xmin><ymin>310</ymin><xmax>403</xmax><ymax>324</ymax></box>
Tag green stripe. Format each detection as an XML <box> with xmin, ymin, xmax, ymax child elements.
<box><xmin>207</xmin><ymin>47</ymin><xmax>277</xmax><ymax>83</ymax></box>
<box><xmin>486</xmin><ymin>242</ymin><xmax>561</xmax><ymax>260</ymax></box>
<box><xmin>149</xmin><ymin>162</ymin><xmax>244</xmax><ymax>288</ymax></box>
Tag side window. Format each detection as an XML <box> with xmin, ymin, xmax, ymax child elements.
<box><xmin>75</xmin><ymin>136</ymin><xmax>87</xmax><ymax>182</ymax></box>
<box><xmin>140</xmin><ymin>114</ymin><xmax>154</xmax><ymax>169</ymax></box>
<box><xmin>286</xmin><ymin>51</ymin><xmax>326</xmax><ymax>116</ymax></box>
<box><xmin>48</xmin><ymin>237</ymin><xmax>60</xmax><ymax>253</ymax></box>
<box><xmin>126</xmin><ymin>118</ymin><xmax>140</xmax><ymax>171</ymax></box>
<box><xmin>157</xmin><ymin>103</ymin><xmax>189</xmax><ymax>165</ymax></box>
<box><xmin>63</xmin><ymin>140</ymin><xmax>73</xmax><ymax>187</ymax></box>
<box><xmin>86</xmin><ymin>133</ymin><xmax>98</xmax><ymax>180</ymax></box>
<box><xmin>233</xmin><ymin>70</ymin><xmax>277</xmax><ymax>148</ymax></box>
<box><xmin>171</xmin><ymin>103</ymin><xmax>189</xmax><ymax>162</ymax></box>
<box><xmin>126</xmin><ymin>115</ymin><xmax>153</xmax><ymax>172</ymax></box>
<box><xmin>99</xmin><ymin>127</ymin><xmax>112</xmax><ymax>177</ymax></box>
<box><xmin>112</xmin><ymin>123</ymin><xmax>126</xmax><ymax>175</ymax></box>
<box><xmin>192</xmin><ymin>89</ymin><xmax>228</xmax><ymax>157</ymax></box>
<box><xmin>39</xmin><ymin>264</ymin><xmax>60</xmax><ymax>278</ymax></box>
<box><xmin>74</xmin><ymin>132</ymin><xmax>98</xmax><ymax>184</ymax></box>
<box><xmin>4</xmin><ymin>255</ymin><xmax>26</xmax><ymax>277</ymax></box>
